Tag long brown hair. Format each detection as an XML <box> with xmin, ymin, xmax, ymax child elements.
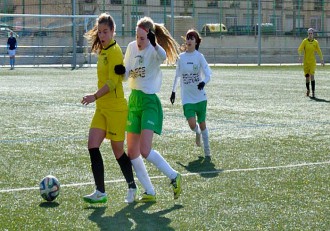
<box><xmin>84</xmin><ymin>13</ymin><xmax>116</xmax><ymax>54</ymax></box>
<box><xmin>137</xmin><ymin>16</ymin><xmax>180</xmax><ymax>65</ymax></box>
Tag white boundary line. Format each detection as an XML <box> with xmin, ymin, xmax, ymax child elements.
<box><xmin>1</xmin><ymin>160</ymin><xmax>329</xmax><ymax>193</ymax></box>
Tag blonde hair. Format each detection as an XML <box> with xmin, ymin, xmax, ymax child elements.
<box><xmin>84</xmin><ymin>13</ymin><xmax>116</xmax><ymax>54</ymax></box>
<box><xmin>137</xmin><ymin>16</ymin><xmax>180</xmax><ymax>64</ymax></box>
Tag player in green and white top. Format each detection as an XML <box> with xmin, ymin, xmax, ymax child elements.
<box><xmin>298</xmin><ymin>28</ymin><xmax>324</xmax><ymax>98</ymax></box>
<box><xmin>170</xmin><ymin>29</ymin><xmax>212</xmax><ymax>157</ymax></box>
<box><xmin>81</xmin><ymin>13</ymin><xmax>138</xmax><ymax>204</ymax></box>
<box><xmin>124</xmin><ymin>16</ymin><xmax>182</xmax><ymax>202</ymax></box>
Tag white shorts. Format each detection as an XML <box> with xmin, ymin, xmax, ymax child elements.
<box><xmin>8</xmin><ymin>49</ymin><xmax>16</xmax><ymax>56</ymax></box>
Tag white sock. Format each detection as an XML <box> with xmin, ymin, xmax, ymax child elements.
<box><xmin>201</xmin><ymin>128</ymin><xmax>210</xmax><ymax>149</ymax></box>
<box><xmin>131</xmin><ymin>156</ymin><xmax>155</xmax><ymax>195</ymax></box>
<box><xmin>192</xmin><ymin>123</ymin><xmax>201</xmax><ymax>134</ymax></box>
<box><xmin>146</xmin><ymin>149</ymin><xmax>177</xmax><ymax>180</ymax></box>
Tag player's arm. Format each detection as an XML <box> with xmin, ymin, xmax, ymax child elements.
<box><xmin>170</xmin><ymin>59</ymin><xmax>181</xmax><ymax>104</ymax></box>
<box><xmin>315</xmin><ymin>42</ymin><xmax>324</xmax><ymax>66</ymax></box>
<box><xmin>297</xmin><ymin>39</ymin><xmax>305</xmax><ymax>62</ymax></box>
<box><xmin>200</xmin><ymin>53</ymin><xmax>211</xmax><ymax>85</ymax></box>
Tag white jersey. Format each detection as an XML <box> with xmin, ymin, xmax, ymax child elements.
<box><xmin>172</xmin><ymin>50</ymin><xmax>211</xmax><ymax>105</ymax></box>
<box><xmin>124</xmin><ymin>41</ymin><xmax>166</xmax><ymax>94</ymax></box>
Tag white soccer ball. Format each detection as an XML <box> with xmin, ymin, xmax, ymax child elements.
<box><xmin>39</xmin><ymin>175</ymin><xmax>60</xmax><ymax>202</ymax></box>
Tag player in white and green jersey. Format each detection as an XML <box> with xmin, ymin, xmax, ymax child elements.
<box><xmin>170</xmin><ymin>29</ymin><xmax>212</xmax><ymax>157</ymax></box>
<box><xmin>124</xmin><ymin>16</ymin><xmax>182</xmax><ymax>202</ymax></box>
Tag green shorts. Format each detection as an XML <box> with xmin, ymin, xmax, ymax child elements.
<box><xmin>183</xmin><ymin>100</ymin><xmax>207</xmax><ymax>123</ymax></box>
<box><xmin>126</xmin><ymin>89</ymin><xmax>163</xmax><ymax>135</ymax></box>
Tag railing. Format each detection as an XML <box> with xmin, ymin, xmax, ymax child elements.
<box><xmin>1</xmin><ymin>45</ymin><xmax>328</xmax><ymax>67</ymax></box>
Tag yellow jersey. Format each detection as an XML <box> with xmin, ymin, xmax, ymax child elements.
<box><xmin>298</xmin><ymin>38</ymin><xmax>323</xmax><ymax>65</ymax></box>
<box><xmin>96</xmin><ymin>39</ymin><xmax>127</xmax><ymax>111</ymax></box>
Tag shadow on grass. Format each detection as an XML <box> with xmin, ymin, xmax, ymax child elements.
<box><xmin>309</xmin><ymin>96</ymin><xmax>330</xmax><ymax>103</ymax></box>
<box><xmin>177</xmin><ymin>156</ymin><xmax>223</xmax><ymax>178</ymax></box>
<box><xmin>86</xmin><ymin>203</ymin><xmax>183</xmax><ymax>231</ymax></box>
<box><xmin>39</xmin><ymin>201</ymin><xmax>60</xmax><ymax>208</ymax></box>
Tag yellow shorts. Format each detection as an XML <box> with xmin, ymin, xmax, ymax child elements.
<box><xmin>90</xmin><ymin>108</ymin><xmax>128</xmax><ymax>141</ymax></box>
<box><xmin>303</xmin><ymin>63</ymin><xmax>316</xmax><ymax>76</ymax></box>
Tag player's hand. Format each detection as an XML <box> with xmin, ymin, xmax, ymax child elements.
<box><xmin>170</xmin><ymin>92</ymin><xmax>175</xmax><ymax>104</ymax></box>
<box><xmin>197</xmin><ymin>81</ymin><xmax>205</xmax><ymax>90</ymax></box>
<box><xmin>321</xmin><ymin>60</ymin><xmax>325</xmax><ymax>66</ymax></box>
<box><xmin>114</xmin><ymin>64</ymin><xmax>126</xmax><ymax>75</ymax></box>
<box><xmin>147</xmin><ymin>29</ymin><xmax>156</xmax><ymax>47</ymax></box>
<box><xmin>81</xmin><ymin>94</ymin><xmax>96</xmax><ymax>106</ymax></box>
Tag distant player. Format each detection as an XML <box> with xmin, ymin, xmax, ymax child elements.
<box><xmin>298</xmin><ymin>28</ymin><xmax>324</xmax><ymax>98</ymax></box>
<box><xmin>7</xmin><ymin>31</ymin><xmax>17</xmax><ymax>70</ymax></box>
<box><xmin>170</xmin><ymin>29</ymin><xmax>212</xmax><ymax>157</ymax></box>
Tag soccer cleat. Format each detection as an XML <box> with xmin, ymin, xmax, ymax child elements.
<box><xmin>135</xmin><ymin>192</ymin><xmax>156</xmax><ymax>203</ymax></box>
<box><xmin>125</xmin><ymin>187</ymin><xmax>139</xmax><ymax>203</ymax></box>
<box><xmin>306</xmin><ymin>90</ymin><xmax>310</xmax><ymax>97</ymax></box>
<box><xmin>83</xmin><ymin>190</ymin><xmax>107</xmax><ymax>204</ymax></box>
<box><xmin>196</xmin><ymin>132</ymin><xmax>202</xmax><ymax>147</ymax></box>
<box><xmin>171</xmin><ymin>173</ymin><xmax>182</xmax><ymax>199</ymax></box>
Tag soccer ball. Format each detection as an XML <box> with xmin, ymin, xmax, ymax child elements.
<box><xmin>39</xmin><ymin>175</ymin><xmax>60</xmax><ymax>202</ymax></box>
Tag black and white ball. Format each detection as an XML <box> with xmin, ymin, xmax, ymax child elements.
<box><xmin>39</xmin><ymin>175</ymin><xmax>60</xmax><ymax>201</ymax></box>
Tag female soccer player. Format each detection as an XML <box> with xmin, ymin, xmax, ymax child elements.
<box><xmin>7</xmin><ymin>31</ymin><xmax>17</xmax><ymax>70</ymax></box>
<box><xmin>124</xmin><ymin>16</ymin><xmax>182</xmax><ymax>202</ymax></box>
<box><xmin>298</xmin><ymin>28</ymin><xmax>324</xmax><ymax>98</ymax></box>
<box><xmin>170</xmin><ymin>29</ymin><xmax>212</xmax><ymax>157</ymax></box>
<box><xmin>81</xmin><ymin>13</ymin><xmax>138</xmax><ymax>204</ymax></box>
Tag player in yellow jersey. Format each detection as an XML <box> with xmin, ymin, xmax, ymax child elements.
<box><xmin>298</xmin><ymin>28</ymin><xmax>324</xmax><ymax>98</ymax></box>
<box><xmin>81</xmin><ymin>13</ymin><xmax>138</xmax><ymax>204</ymax></box>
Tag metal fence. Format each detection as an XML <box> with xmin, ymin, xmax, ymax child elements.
<box><xmin>0</xmin><ymin>0</ymin><xmax>329</xmax><ymax>67</ymax></box>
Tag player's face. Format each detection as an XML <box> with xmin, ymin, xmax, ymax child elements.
<box><xmin>98</xmin><ymin>23</ymin><xmax>114</xmax><ymax>47</ymax></box>
<box><xmin>186</xmin><ymin>34</ymin><xmax>196</xmax><ymax>52</ymax></box>
<box><xmin>136</xmin><ymin>27</ymin><xmax>148</xmax><ymax>51</ymax></box>
<box><xmin>308</xmin><ymin>31</ymin><xmax>314</xmax><ymax>40</ymax></box>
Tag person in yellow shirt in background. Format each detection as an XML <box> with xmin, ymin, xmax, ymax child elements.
<box><xmin>298</xmin><ymin>28</ymin><xmax>324</xmax><ymax>98</ymax></box>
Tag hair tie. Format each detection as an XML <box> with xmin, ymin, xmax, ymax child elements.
<box><xmin>138</xmin><ymin>25</ymin><xmax>148</xmax><ymax>33</ymax></box>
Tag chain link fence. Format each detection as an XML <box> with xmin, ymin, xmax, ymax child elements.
<box><xmin>0</xmin><ymin>0</ymin><xmax>329</xmax><ymax>67</ymax></box>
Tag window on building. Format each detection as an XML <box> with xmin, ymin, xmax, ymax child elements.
<box><xmin>269</xmin><ymin>15</ymin><xmax>282</xmax><ymax>32</ymax></box>
<box><xmin>225</xmin><ymin>16</ymin><xmax>238</xmax><ymax>28</ymax></box>
<box><xmin>133</xmin><ymin>0</ymin><xmax>146</xmax><ymax>5</ymax></box>
<box><xmin>184</xmin><ymin>0</ymin><xmax>193</xmax><ymax>7</ymax></box>
<box><xmin>314</xmin><ymin>0</ymin><xmax>323</xmax><ymax>11</ymax></box>
<box><xmin>311</xmin><ymin>16</ymin><xmax>321</xmax><ymax>31</ymax></box>
<box><xmin>293</xmin><ymin>0</ymin><xmax>304</xmax><ymax>10</ymax></box>
<box><xmin>110</xmin><ymin>0</ymin><xmax>122</xmax><ymax>4</ymax></box>
<box><xmin>275</xmin><ymin>0</ymin><xmax>283</xmax><ymax>9</ymax></box>
<box><xmin>160</xmin><ymin>0</ymin><xmax>170</xmax><ymax>6</ymax></box>
<box><xmin>230</xmin><ymin>1</ymin><xmax>241</xmax><ymax>8</ymax></box>
<box><xmin>207</xmin><ymin>1</ymin><xmax>217</xmax><ymax>7</ymax></box>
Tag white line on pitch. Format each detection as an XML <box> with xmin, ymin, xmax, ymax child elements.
<box><xmin>0</xmin><ymin>160</ymin><xmax>329</xmax><ymax>193</ymax></box>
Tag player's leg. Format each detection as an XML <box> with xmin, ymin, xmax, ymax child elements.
<box><xmin>126</xmin><ymin>90</ymin><xmax>156</xmax><ymax>202</ymax></box>
<box><xmin>83</xmin><ymin>127</ymin><xmax>108</xmax><ymax>203</ymax></box>
<box><xmin>304</xmin><ymin>65</ymin><xmax>311</xmax><ymax>96</ymax></box>
<box><xmin>310</xmin><ymin>65</ymin><xmax>316</xmax><ymax>98</ymax></box>
<box><xmin>108</xmin><ymin>110</ymin><xmax>138</xmax><ymax>203</ymax></box>
<box><xmin>184</xmin><ymin>104</ymin><xmax>201</xmax><ymax>146</ymax></box>
<box><xmin>197</xmin><ymin>101</ymin><xmax>210</xmax><ymax>157</ymax></box>
<box><xmin>140</xmin><ymin>95</ymin><xmax>182</xmax><ymax>199</ymax></box>
<box><xmin>128</xmin><ymin>132</ymin><xmax>156</xmax><ymax>202</ymax></box>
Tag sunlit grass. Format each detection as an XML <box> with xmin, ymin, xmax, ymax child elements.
<box><xmin>0</xmin><ymin>66</ymin><xmax>329</xmax><ymax>230</ymax></box>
